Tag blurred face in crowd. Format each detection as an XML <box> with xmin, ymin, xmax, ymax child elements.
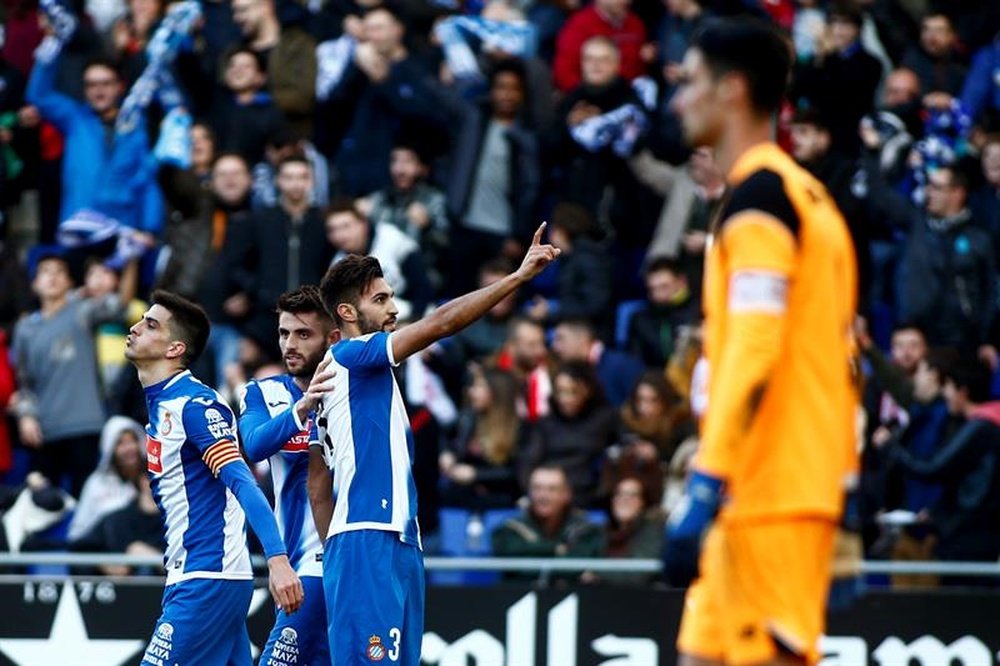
<box><xmin>790</xmin><ymin>122</ymin><xmax>831</xmax><ymax>164</ymax></box>
<box><xmin>389</xmin><ymin>148</ymin><xmax>425</xmax><ymax>192</ymax></box>
<box><xmin>551</xmin><ymin>325</ymin><xmax>591</xmax><ymax>363</ymax></box>
<box><xmin>129</xmin><ymin>0</ymin><xmax>163</xmax><ymax>30</ymax></box>
<box><xmin>581</xmin><ymin>39</ymin><xmax>620</xmax><ymax>88</ymax></box>
<box><xmin>508</xmin><ymin>321</ymin><xmax>547</xmax><ymax>371</ymax></box>
<box><xmin>276</xmin><ymin>160</ymin><xmax>313</xmax><ymax>208</ymax></box>
<box><xmin>883</xmin><ymin>69</ymin><xmax>920</xmax><ymax>108</ymax></box>
<box><xmin>231</xmin><ymin>0</ymin><xmax>267</xmax><ymax>37</ymax></box>
<box><xmin>595</xmin><ymin>0</ymin><xmax>630</xmax><ymax>22</ymax></box>
<box><xmin>278</xmin><ymin>310</ymin><xmax>332</xmax><ymax>378</ymax></box>
<box><xmin>982</xmin><ymin>140</ymin><xmax>1000</xmax><ymax>187</ymax></box>
<box><xmin>224</xmin><ymin>51</ymin><xmax>265</xmax><ymax>94</ymax></box>
<box><xmin>491</xmin><ymin>71</ymin><xmax>525</xmax><ymax>120</ymax></box>
<box><xmin>113</xmin><ymin>431</ymin><xmax>144</xmax><ymax>481</ymax></box>
<box><xmin>32</xmin><ymin>258</ymin><xmax>73</xmax><ymax>301</ymax></box>
<box><xmin>912</xmin><ymin>360</ymin><xmax>942</xmax><ymax>404</ymax></box>
<box><xmin>925</xmin><ymin>168</ymin><xmax>965</xmax><ymax>218</ymax></box>
<box><xmin>467</xmin><ymin>367</ymin><xmax>493</xmax><ymax>413</ymax></box>
<box><xmin>890</xmin><ymin>327</ymin><xmax>927</xmax><ymax>374</ymax></box>
<box><xmin>942</xmin><ymin>378</ymin><xmax>966</xmax><ymax>415</ymax></box>
<box><xmin>191</xmin><ymin>124</ymin><xmax>215</xmax><ymax>172</ymax></box>
<box><xmin>83</xmin><ymin>64</ymin><xmax>123</xmax><ymax>116</ymax></box>
<box><xmin>633</xmin><ymin>381</ymin><xmax>666</xmax><ymax>420</ymax></box>
<box><xmin>920</xmin><ymin>15</ymin><xmax>955</xmax><ymax>58</ymax></box>
<box><xmin>85</xmin><ymin>262</ymin><xmax>118</xmax><ymax>297</ymax></box>
<box><xmin>325</xmin><ymin>210</ymin><xmax>370</xmax><ymax>254</ymax></box>
<box><xmin>212</xmin><ymin>155</ymin><xmax>252</xmax><ymax>206</ymax></box>
<box><xmin>364</xmin><ymin>9</ymin><xmax>404</xmax><ymax>56</ymax></box>
<box><xmin>672</xmin><ymin>47</ymin><xmax>726</xmax><ymax>149</ymax></box>
<box><xmin>481</xmin><ymin>269</ymin><xmax>516</xmax><ymax>318</ymax></box>
<box><xmin>828</xmin><ymin>15</ymin><xmax>860</xmax><ymax>52</ymax></box>
<box><xmin>645</xmin><ymin>267</ymin><xmax>686</xmax><ymax>307</ymax></box>
<box><xmin>611</xmin><ymin>478</ymin><xmax>646</xmax><ymax>525</ymax></box>
<box><xmin>553</xmin><ymin>372</ymin><xmax>590</xmax><ymax>418</ymax></box>
<box><xmin>529</xmin><ymin>467</ymin><xmax>572</xmax><ymax>522</ymax></box>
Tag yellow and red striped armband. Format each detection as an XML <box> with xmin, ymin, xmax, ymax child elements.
<box><xmin>203</xmin><ymin>439</ymin><xmax>242</xmax><ymax>477</ymax></box>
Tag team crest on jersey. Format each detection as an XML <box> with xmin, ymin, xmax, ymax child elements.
<box><xmin>156</xmin><ymin>623</ymin><xmax>174</xmax><ymax>640</ymax></box>
<box><xmin>280</xmin><ymin>627</ymin><xmax>298</xmax><ymax>645</ymax></box>
<box><xmin>366</xmin><ymin>635</ymin><xmax>386</xmax><ymax>661</ymax></box>
<box><xmin>146</xmin><ymin>436</ymin><xmax>163</xmax><ymax>473</ymax></box>
<box><xmin>159</xmin><ymin>411</ymin><xmax>172</xmax><ymax>436</ymax></box>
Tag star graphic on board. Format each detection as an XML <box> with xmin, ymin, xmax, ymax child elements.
<box><xmin>0</xmin><ymin>583</ymin><xmax>145</xmax><ymax>666</ymax></box>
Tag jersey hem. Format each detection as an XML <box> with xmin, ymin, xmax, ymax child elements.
<box><xmin>165</xmin><ymin>571</ymin><xmax>254</xmax><ymax>586</ymax></box>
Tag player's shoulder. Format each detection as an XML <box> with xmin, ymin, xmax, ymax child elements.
<box><xmin>723</xmin><ymin>167</ymin><xmax>801</xmax><ymax>239</ymax></box>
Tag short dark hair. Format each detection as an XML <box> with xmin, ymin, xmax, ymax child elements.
<box><xmin>224</xmin><ymin>45</ymin><xmax>264</xmax><ymax>72</ymax></box>
<box><xmin>276</xmin><ymin>154</ymin><xmax>311</xmax><ymax>174</ymax></box>
<box><xmin>151</xmin><ymin>290</ymin><xmax>211</xmax><ymax>367</ymax></box>
<box><xmin>555</xmin><ymin>317</ymin><xmax>597</xmax><ymax>340</ymax></box>
<box><xmin>828</xmin><ymin>2</ymin><xmax>863</xmax><ymax>28</ymax></box>
<box><xmin>553</xmin><ymin>360</ymin><xmax>607</xmax><ymax>407</ymax></box>
<box><xmin>550</xmin><ymin>202</ymin><xmax>592</xmax><ymax>240</ymax></box>
<box><xmin>489</xmin><ymin>58</ymin><xmax>527</xmax><ymax>87</ymax></box>
<box><xmin>507</xmin><ymin>315</ymin><xmax>544</xmax><ymax>340</ymax></box>
<box><xmin>942</xmin><ymin>354</ymin><xmax>993</xmax><ymax>404</ymax></box>
<box><xmin>923</xmin><ymin>347</ymin><xmax>960</xmax><ymax>381</ymax></box>
<box><xmin>319</xmin><ymin>255</ymin><xmax>385</xmax><ymax>326</ymax></box>
<box><xmin>938</xmin><ymin>163</ymin><xmax>971</xmax><ymax>192</ymax></box>
<box><xmin>644</xmin><ymin>256</ymin><xmax>686</xmax><ymax>279</ymax></box>
<box><xmin>276</xmin><ymin>284</ymin><xmax>334</xmax><ymax>324</ymax></box>
<box><xmin>325</xmin><ymin>197</ymin><xmax>366</xmax><ymax>223</ymax></box>
<box><xmin>83</xmin><ymin>56</ymin><xmax>121</xmax><ymax>80</ymax></box>
<box><xmin>212</xmin><ymin>151</ymin><xmax>250</xmax><ymax>171</ymax></box>
<box><xmin>692</xmin><ymin>18</ymin><xmax>792</xmax><ymax>116</ymax></box>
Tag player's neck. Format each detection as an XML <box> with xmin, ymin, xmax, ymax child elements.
<box><xmin>716</xmin><ymin>118</ymin><xmax>773</xmax><ymax>179</ymax></box>
<box><xmin>340</xmin><ymin>322</ymin><xmax>363</xmax><ymax>340</ymax></box>
<box><xmin>135</xmin><ymin>361</ymin><xmax>186</xmax><ymax>389</ymax></box>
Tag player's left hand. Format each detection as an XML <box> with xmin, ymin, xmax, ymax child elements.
<box><xmin>268</xmin><ymin>555</ymin><xmax>304</xmax><ymax>614</ymax></box>
<box><xmin>295</xmin><ymin>356</ymin><xmax>337</xmax><ymax>424</ymax></box>
<box><xmin>662</xmin><ymin>469</ymin><xmax>723</xmax><ymax>587</ymax></box>
<box><xmin>515</xmin><ymin>223</ymin><xmax>561</xmax><ymax>282</ymax></box>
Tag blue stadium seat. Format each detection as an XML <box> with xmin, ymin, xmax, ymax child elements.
<box><xmin>615</xmin><ymin>300</ymin><xmax>647</xmax><ymax>349</ymax></box>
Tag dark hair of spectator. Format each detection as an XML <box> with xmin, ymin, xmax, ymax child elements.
<box><xmin>212</xmin><ymin>151</ymin><xmax>250</xmax><ymax>170</ymax></box>
<box><xmin>479</xmin><ymin>257</ymin><xmax>516</xmax><ymax>279</ymax></box>
<box><xmin>939</xmin><ymin>162</ymin><xmax>972</xmax><ymax>192</ymax></box>
<box><xmin>30</xmin><ymin>248</ymin><xmax>71</xmax><ymax>280</ymax></box>
<box><xmin>582</xmin><ymin>35</ymin><xmax>620</xmax><ymax>56</ymax></box>
<box><xmin>791</xmin><ymin>106</ymin><xmax>831</xmax><ymax>131</ymax></box>
<box><xmin>555</xmin><ymin>317</ymin><xmax>597</xmax><ymax>340</ymax></box>
<box><xmin>552</xmin><ymin>360</ymin><xmax>607</xmax><ymax>411</ymax></box>
<box><xmin>276</xmin><ymin>285</ymin><xmax>333</xmax><ymax>326</ymax></box>
<box><xmin>224</xmin><ymin>45</ymin><xmax>265</xmax><ymax>73</ymax></box>
<box><xmin>489</xmin><ymin>58</ymin><xmax>528</xmax><ymax>87</ymax></box>
<box><xmin>266</xmin><ymin>125</ymin><xmax>301</xmax><ymax>151</ymax></box>
<box><xmin>506</xmin><ymin>315</ymin><xmax>545</xmax><ymax>339</ymax></box>
<box><xmin>192</xmin><ymin>122</ymin><xmax>217</xmax><ymax>146</ymax></box>
<box><xmin>923</xmin><ymin>347</ymin><xmax>960</xmax><ymax>382</ymax></box>
<box><xmin>325</xmin><ymin>197</ymin><xmax>366</xmax><ymax>222</ymax></box>
<box><xmin>151</xmin><ymin>290</ymin><xmax>211</xmax><ymax>367</ymax></box>
<box><xmin>83</xmin><ymin>56</ymin><xmax>122</xmax><ymax>80</ymax></box>
<box><xmin>276</xmin><ymin>154</ymin><xmax>311</xmax><ymax>174</ymax></box>
<box><xmin>391</xmin><ymin>139</ymin><xmax>429</xmax><ymax>167</ymax></box>
<box><xmin>827</xmin><ymin>3</ymin><xmax>864</xmax><ymax>28</ymax></box>
<box><xmin>365</xmin><ymin>4</ymin><xmax>405</xmax><ymax>26</ymax></box>
<box><xmin>529</xmin><ymin>463</ymin><xmax>570</xmax><ymax>488</ymax></box>
<box><xmin>320</xmin><ymin>255</ymin><xmax>385</xmax><ymax>326</ymax></box>
<box><xmin>941</xmin><ymin>355</ymin><xmax>993</xmax><ymax>404</ymax></box>
<box><xmin>550</xmin><ymin>202</ymin><xmax>592</xmax><ymax>240</ymax></box>
<box><xmin>692</xmin><ymin>18</ymin><xmax>792</xmax><ymax>117</ymax></box>
<box><xmin>644</xmin><ymin>256</ymin><xmax>686</xmax><ymax>279</ymax></box>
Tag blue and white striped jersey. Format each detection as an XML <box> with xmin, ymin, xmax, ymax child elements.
<box><xmin>239</xmin><ymin>375</ymin><xmax>324</xmax><ymax>576</ymax></box>
<box><xmin>314</xmin><ymin>332</ymin><xmax>421</xmax><ymax>547</ymax></box>
<box><xmin>144</xmin><ymin>371</ymin><xmax>251</xmax><ymax>586</ymax></box>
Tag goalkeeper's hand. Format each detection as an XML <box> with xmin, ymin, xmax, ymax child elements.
<box><xmin>663</xmin><ymin>470</ymin><xmax>723</xmax><ymax>587</ymax></box>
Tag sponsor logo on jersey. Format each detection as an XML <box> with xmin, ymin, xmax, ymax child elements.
<box><xmin>204</xmin><ymin>407</ymin><xmax>233</xmax><ymax>441</ymax></box>
<box><xmin>367</xmin><ymin>635</ymin><xmax>386</xmax><ymax>661</ymax></box>
<box><xmin>146</xmin><ymin>436</ymin><xmax>163</xmax><ymax>474</ymax></box>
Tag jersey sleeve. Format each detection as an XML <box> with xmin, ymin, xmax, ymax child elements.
<box><xmin>181</xmin><ymin>396</ymin><xmax>242</xmax><ymax>477</ymax></box>
<box><xmin>331</xmin><ymin>331</ymin><xmax>397</xmax><ymax>372</ymax></box>
<box><xmin>697</xmin><ymin>170</ymin><xmax>798</xmax><ymax>479</ymax></box>
<box><xmin>238</xmin><ymin>380</ymin><xmax>306</xmax><ymax>463</ymax></box>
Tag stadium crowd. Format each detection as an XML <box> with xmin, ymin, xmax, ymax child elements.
<box><xmin>0</xmin><ymin>0</ymin><xmax>999</xmax><ymax>587</ymax></box>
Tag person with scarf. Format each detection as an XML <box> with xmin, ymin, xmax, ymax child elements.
<box><xmin>627</xmin><ymin>257</ymin><xmax>699</xmax><ymax>368</ymax></box>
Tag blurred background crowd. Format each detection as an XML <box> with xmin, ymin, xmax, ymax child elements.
<box><xmin>0</xmin><ymin>0</ymin><xmax>999</xmax><ymax>587</ymax></box>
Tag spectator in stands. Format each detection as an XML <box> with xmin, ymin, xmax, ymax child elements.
<box><xmin>552</xmin><ymin>0</ymin><xmax>646</xmax><ymax>92</ymax></box>
<box><xmin>231</xmin><ymin>155</ymin><xmax>332</xmax><ymax>356</ymax></box>
<box><xmin>208</xmin><ymin>46</ymin><xmax>288</xmax><ymax>166</ymax></box>
<box><xmin>325</xmin><ymin>198</ymin><xmax>433</xmax><ymax>322</ymax></box>
<box><xmin>495</xmin><ymin>317</ymin><xmax>551</xmax><ymax>422</ymax></box>
<box><xmin>230</xmin><ymin>0</ymin><xmax>317</xmax><ymax>137</ymax></box>
<box><xmin>961</xmin><ymin>33</ymin><xmax>1000</xmax><ymax>125</ymax></box>
<box><xmin>157</xmin><ymin>150</ymin><xmax>253</xmax><ymax>387</ymax></box>
<box><xmin>886</xmin><ymin>356</ymin><xmax>1000</xmax><ymax>571</ymax></box>
<box><xmin>82</xmin><ymin>258</ymin><xmax>146</xmax><ymax>391</ymax></box>
<box><xmin>790</xmin><ymin>3</ymin><xmax>882</xmax><ymax>157</ymax></box>
<box><xmin>439</xmin><ymin>365</ymin><xmax>524</xmax><ymax>509</ymax></box>
<box><xmin>656</xmin><ymin>0</ymin><xmax>710</xmax><ymax>83</ymax></box>
<box><xmin>970</xmin><ymin>133</ymin><xmax>1000</xmax><ymax>257</ymax></box>
<box><xmin>66</xmin><ymin>416</ymin><xmax>145</xmax><ymax>542</ymax></box>
<box><xmin>626</xmin><ymin>257</ymin><xmax>699</xmax><ymax>368</ymax></box>
<box><xmin>27</xmin><ymin>53</ymin><xmax>163</xmax><ymax>234</ymax></box>
<box><xmin>549</xmin><ymin>37</ymin><xmax>654</xmax><ymax>249</ymax></box>
<box><xmin>630</xmin><ymin>146</ymin><xmax>724</xmax><ymax>296</ymax></box>
<box><xmin>317</xmin><ymin>5</ymin><xmax>456</xmax><ymax>196</ymax></box>
<box><xmin>70</xmin><ymin>474</ymin><xmax>165</xmax><ymax>576</ymax></box>
<box><xmin>492</xmin><ymin>464</ymin><xmax>604</xmax><ymax>581</ymax></box>
<box><xmin>601</xmin><ymin>476</ymin><xmax>666</xmax><ymax>584</ymax></box>
<box><xmin>0</xmin><ymin>330</ymin><xmax>14</xmax><ymax>476</ymax></box>
<box><xmin>901</xmin><ymin>12</ymin><xmax>968</xmax><ymax>98</ymax></box>
<box><xmin>447</xmin><ymin>59</ymin><xmax>541</xmax><ymax>295</ymax></box>
<box><xmin>618</xmin><ymin>370</ymin><xmax>690</xmax><ymax>466</ymax></box>
<box><xmin>551</xmin><ymin>318</ymin><xmax>644</xmax><ymax>407</ymax></box>
<box><xmin>250</xmin><ymin>126</ymin><xmax>332</xmax><ymax>211</ymax></box>
<box><xmin>10</xmin><ymin>250</ymin><xmax>135</xmax><ymax>496</ymax></box>
<box><xmin>521</xmin><ymin>361</ymin><xmax>618</xmax><ymax>507</ymax></box>
<box><xmin>357</xmin><ymin>140</ymin><xmax>449</xmax><ymax>289</ymax></box>
<box><xmin>526</xmin><ymin>203</ymin><xmax>613</xmax><ymax>335</ymax></box>
<box><xmin>108</xmin><ymin>0</ymin><xmax>164</xmax><ymax>84</ymax></box>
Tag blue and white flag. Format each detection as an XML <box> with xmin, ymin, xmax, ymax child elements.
<box><xmin>316</xmin><ymin>34</ymin><xmax>356</xmax><ymax>101</ymax></box>
<box><xmin>34</xmin><ymin>0</ymin><xmax>77</xmax><ymax>64</ymax></box>
<box><xmin>571</xmin><ymin>104</ymin><xmax>648</xmax><ymax>158</ymax></box>
<box><xmin>434</xmin><ymin>16</ymin><xmax>536</xmax><ymax>81</ymax></box>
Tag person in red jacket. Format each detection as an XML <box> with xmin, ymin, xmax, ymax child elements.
<box><xmin>0</xmin><ymin>330</ymin><xmax>15</xmax><ymax>475</ymax></box>
<box><xmin>553</xmin><ymin>0</ymin><xmax>647</xmax><ymax>92</ymax></box>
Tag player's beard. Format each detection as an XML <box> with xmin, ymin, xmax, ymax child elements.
<box><xmin>285</xmin><ymin>351</ymin><xmax>322</xmax><ymax>379</ymax></box>
<box><xmin>358</xmin><ymin>310</ymin><xmax>395</xmax><ymax>335</ymax></box>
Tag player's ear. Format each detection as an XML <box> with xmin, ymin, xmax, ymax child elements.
<box><xmin>329</xmin><ymin>327</ymin><xmax>342</xmax><ymax>344</ymax></box>
<box><xmin>164</xmin><ymin>340</ymin><xmax>187</xmax><ymax>361</ymax></box>
<box><xmin>336</xmin><ymin>303</ymin><xmax>357</xmax><ymax>324</ymax></box>
<box><xmin>718</xmin><ymin>72</ymin><xmax>743</xmax><ymax>106</ymax></box>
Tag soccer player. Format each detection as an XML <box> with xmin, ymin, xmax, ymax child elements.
<box><xmin>126</xmin><ymin>290</ymin><xmax>303</xmax><ymax>665</ymax></box>
<box><xmin>239</xmin><ymin>286</ymin><xmax>338</xmax><ymax>664</ymax></box>
<box><xmin>662</xmin><ymin>19</ymin><xmax>858</xmax><ymax>666</ymax></box>
<box><xmin>309</xmin><ymin>225</ymin><xmax>560</xmax><ymax>664</ymax></box>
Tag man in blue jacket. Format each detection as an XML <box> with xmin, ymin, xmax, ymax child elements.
<box><xmin>27</xmin><ymin>41</ymin><xmax>163</xmax><ymax>234</ymax></box>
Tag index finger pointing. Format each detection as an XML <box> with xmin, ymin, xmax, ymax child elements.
<box><xmin>532</xmin><ymin>222</ymin><xmax>547</xmax><ymax>247</ymax></box>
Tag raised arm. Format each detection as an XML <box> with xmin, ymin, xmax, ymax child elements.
<box><xmin>390</xmin><ymin>223</ymin><xmax>560</xmax><ymax>363</ymax></box>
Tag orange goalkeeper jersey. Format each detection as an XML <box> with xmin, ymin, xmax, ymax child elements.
<box><xmin>696</xmin><ymin>142</ymin><xmax>858</xmax><ymax>523</ymax></box>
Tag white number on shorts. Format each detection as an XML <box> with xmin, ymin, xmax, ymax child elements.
<box><xmin>388</xmin><ymin>627</ymin><xmax>401</xmax><ymax>661</ymax></box>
